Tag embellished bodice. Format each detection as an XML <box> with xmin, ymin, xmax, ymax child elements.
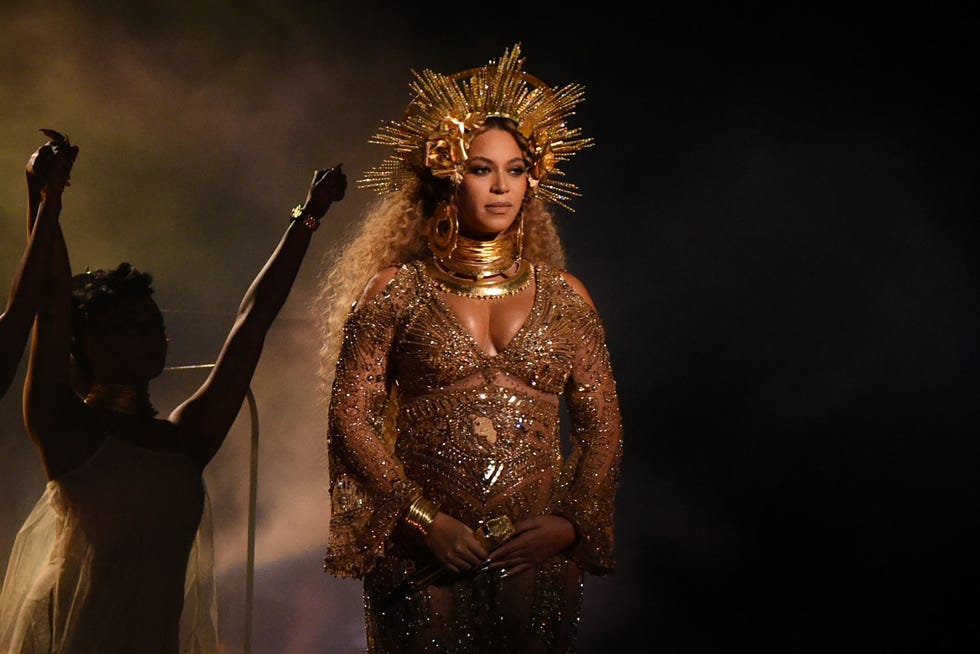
<box><xmin>390</xmin><ymin>261</ymin><xmax>580</xmax><ymax>397</ymax></box>
<box><xmin>324</xmin><ymin>260</ymin><xmax>622</xmax><ymax>579</ymax></box>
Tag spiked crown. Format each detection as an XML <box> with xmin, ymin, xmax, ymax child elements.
<box><xmin>359</xmin><ymin>43</ymin><xmax>593</xmax><ymax>212</ymax></box>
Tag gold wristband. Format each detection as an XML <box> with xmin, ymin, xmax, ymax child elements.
<box><xmin>404</xmin><ymin>496</ymin><xmax>440</xmax><ymax>536</ymax></box>
<box><xmin>290</xmin><ymin>204</ymin><xmax>320</xmax><ymax>231</ymax></box>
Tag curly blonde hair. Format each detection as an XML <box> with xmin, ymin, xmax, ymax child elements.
<box><xmin>311</xmin><ymin>122</ymin><xmax>569</xmax><ymax>411</ymax></box>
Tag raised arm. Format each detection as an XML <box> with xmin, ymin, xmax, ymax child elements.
<box><xmin>22</xmin><ymin>133</ymin><xmax>93</xmax><ymax>477</ymax></box>
<box><xmin>0</xmin><ymin>132</ymin><xmax>76</xmax><ymax>398</ymax></box>
<box><xmin>171</xmin><ymin>165</ymin><xmax>346</xmax><ymax>467</ymax></box>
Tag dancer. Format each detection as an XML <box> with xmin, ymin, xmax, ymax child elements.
<box><xmin>317</xmin><ymin>44</ymin><xmax>623</xmax><ymax>652</ymax></box>
<box><xmin>0</xmin><ymin>136</ymin><xmax>345</xmax><ymax>653</ymax></box>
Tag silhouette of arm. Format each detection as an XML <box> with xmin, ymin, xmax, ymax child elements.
<box><xmin>172</xmin><ymin>166</ymin><xmax>346</xmax><ymax>467</ymax></box>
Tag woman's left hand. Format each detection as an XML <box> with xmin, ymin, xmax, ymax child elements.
<box><xmin>483</xmin><ymin>514</ymin><xmax>577</xmax><ymax>579</ymax></box>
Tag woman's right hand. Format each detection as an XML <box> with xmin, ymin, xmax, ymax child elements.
<box><xmin>298</xmin><ymin>164</ymin><xmax>346</xmax><ymax>220</ymax></box>
<box><xmin>424</xmin><ymin>512</ymin><xmax>488</xmax><ymax>573</ymax></box>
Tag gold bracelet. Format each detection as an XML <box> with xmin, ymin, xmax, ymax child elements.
<box><xmin>404</xmin><ymin>496</ymin><xmax>440</xmax><ymax>536</ymax></box>
<box><xmin>290</xmin><ymin>204</ymin><xmax>320</xmax><ymax>232</ymax></box>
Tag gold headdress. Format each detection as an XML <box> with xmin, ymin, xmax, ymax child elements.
<box><xmin>359</xmin><ymin>43</ymin><xmax>593</xmax><ymax>212</ymax></box>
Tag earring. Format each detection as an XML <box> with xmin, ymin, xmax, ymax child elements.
<box><xmin>428</xmin><ymin>201</ymin><xmax>459</xmax><ymax>259</ymax></box>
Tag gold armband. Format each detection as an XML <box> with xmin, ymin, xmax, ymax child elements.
<box><xmin>404</xmin><ymin>496</ymin><xmax>440</xmax><ymax>536</ymax></box>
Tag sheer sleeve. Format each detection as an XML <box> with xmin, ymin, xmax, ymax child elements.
<box><xmin>323</xmin><ymin>272</ymin><xmax>423</xmax><ymax>578</ymax></box>
<box><xmin>550</xmin><ymin>305</ymin><xmax>623</xmax><ymax>574</ymax></box>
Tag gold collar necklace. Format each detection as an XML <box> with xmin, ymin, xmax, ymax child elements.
<box><xmin>84</xmin><ymin>383</ymin><xmax>158</xmax><ymax>418</ymax></box>
<box><xmin>427</xmin><ymin>230</ymin><xmax>531</xmax><ymax>299</ymax></box>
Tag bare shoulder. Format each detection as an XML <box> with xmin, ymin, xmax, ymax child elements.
<box><xmin>355</xmin><ymin>265</ymin><xmax>400</xmax><ymax>310</ymax></box>
<box><xmin>558</xmin><ymin>270</ymin><xmax>597</xmax><ymax>311</ymax></box>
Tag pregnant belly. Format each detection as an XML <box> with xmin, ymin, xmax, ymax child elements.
<box><xmin>398</xmin><ymin>383</ymin><xmax>562</xmax><ymax>524</ymax></box>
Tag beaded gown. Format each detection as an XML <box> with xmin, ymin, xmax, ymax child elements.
<box><xmin>0</xmin><ymin>434</ymin><xmax>219</xmax><ymax>654</ymax></box>
<box><xmin>323</xmin><ymin>260</ymin><xmax>623</xmax><ymax>653</ymax></box>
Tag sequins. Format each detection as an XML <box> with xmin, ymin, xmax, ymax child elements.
<box><xmin>325</xmin><ymin>262</ymin><xmax>623</xmax><ymax>652</ymax></box>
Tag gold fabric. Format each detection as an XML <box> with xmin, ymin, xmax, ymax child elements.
<box><xmin>324</xmin><ymin>260</ymin><xmax>623</xmax><ymax>652</ymax></box>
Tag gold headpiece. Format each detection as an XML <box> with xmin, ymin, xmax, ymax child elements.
<box><xmin>359</xmin><ymin>43</ymin><xmax>593</xmax><ymax>212</ymax></box>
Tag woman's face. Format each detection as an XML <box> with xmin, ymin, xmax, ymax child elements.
<box><xmin>83</xmin><ymin>294</ymin><xmax>168</xmax><ymax>383</ymax></box>
<box><xmin>456</xmin><ymin>127</ymin><xmax>529</xmax><ymax>239</ymax></box>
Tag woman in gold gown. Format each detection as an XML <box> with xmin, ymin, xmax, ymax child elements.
<box><xmin>317</xmin><ymin>44</ymin><xmax>623</xmax><ymax>653</ymax></box>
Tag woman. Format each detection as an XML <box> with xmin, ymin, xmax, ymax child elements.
<box><xmin>317</xmin><ymin>44</ymin><xmax>623</xmax><ymax>653</ymax></box>
<box><xmin>0</xmin><ymin>138</ymin><xmax>346</xmax><ymax>653</ymax></box>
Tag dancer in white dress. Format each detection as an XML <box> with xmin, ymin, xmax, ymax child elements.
<box><xmin>0</xmin><ymin>135</ymin><xmax>346</xmax><ymax>653</ymax></box>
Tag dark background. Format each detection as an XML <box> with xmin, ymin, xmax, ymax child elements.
<box><xmin>1</xmin><ymin>2</ymin><xmax>976</xmax><ymax>652</ymax></box>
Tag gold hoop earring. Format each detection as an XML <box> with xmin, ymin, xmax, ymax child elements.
<box><xmin>428</xmin><ymin>201</ymin><xmax>459</xmax><ymax>259</ymax></box>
